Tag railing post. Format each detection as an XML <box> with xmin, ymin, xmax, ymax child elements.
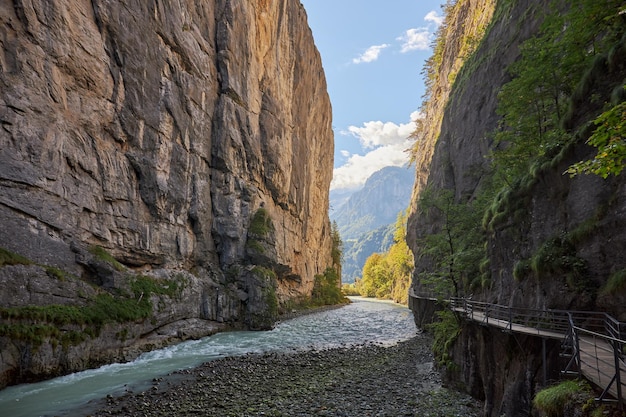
<box><xmin>542</xmin><ymin>338</ymin><xmax>547</xmax><ymax>385</ymax></box>
<box><xmin>485</xmin><ymin>304</ymin><xmax>489</xmax><ymax>325</ymax></box>
<box><xmin>574</xmin><ymin>320</ymin><xmax>581</xmax><ymax>378</ymax></box>
<box><xmin>613</xmin><ymin>338</ymin><xmax>623</xmax><ymax>407</ymax></box>
<box><xmin>509</xmin><ymin>306</ymin><xmax>513</xmax><ymax>332</ymax></box>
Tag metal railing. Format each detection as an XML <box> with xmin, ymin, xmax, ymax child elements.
<box><xmin>563</xmin><ymin>314</ymin><xmax>626</xmax><ymax>404</ymax></box>
<box><xmin>411</xmin><ymin>290</ymin><xmax>626</xmax><ymax>404</ymax></box>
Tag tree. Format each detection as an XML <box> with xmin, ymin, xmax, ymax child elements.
<box><xmin>330</xmin><ymin>221</ymin><xmax>343</xmax><ymax>275</ymax></box>
<box><xmin>357</xmin><ymin>211</ymin><xmax>414</xmax><ymax>304</ymax></box>
<box><xmin>416</xmin><ymin>188</ymin><xmax>486</xmax><ymax>298</ymax></box>
<box><xmin>493</xmin><ymin>0</ymin><xmax>626</xmax><ymax>184</ymax></box>
<box><xmin>359</xmin><ymin>253</ymin><xmax>386</xmax><ymax>298</ymax></box>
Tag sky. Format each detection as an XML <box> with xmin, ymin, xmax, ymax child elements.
<box><xmin>299</xmin><ymin>0</ymin><xmax>444</xmax><ymax>191</ymax></box>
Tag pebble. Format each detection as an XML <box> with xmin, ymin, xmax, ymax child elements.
<box><xmin>83</xmin><ymin>333</ymin><xmax>482</xmax><ymax>417</ymax></box>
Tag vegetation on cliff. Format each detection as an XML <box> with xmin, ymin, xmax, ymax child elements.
<box><xmin>311</xmin><ymin>222</ymin><xmax>347</xmax><ymax>306</ymax></box>
<box><xmin>533</xmin><ymin>380</ymin><xmax>609</xmax><ymax>417</ymax></box>
<box><xmin>0</xmin><ymin>247</ymin><xmax>186</xmax><ymax>348</ymax></box>
<box><xmin>407</xmin><ymin>0</ymin><xmax>626</xmax><ymax>414</ymax></box>
<box><xmin>350</xmin><ymin>212</ymin><xmax>414</xmax><ymax>304</ymax></box>
<box><xmin>492</xmin><ymin>0</ymin><xmax>626</xmax><ymax>185</ymax></box>
<box><xmin>412</xmin><ymin>0</ymin><xmax>626</xmax><ymax>299</ymax></box>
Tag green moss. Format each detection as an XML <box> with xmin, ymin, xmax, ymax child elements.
<box><xmin>530</xmin><ymin>234</ymin><xmax>587</xmax><ymax>281</ymax></box>
<box><xmin>252</xmin><ymin>266</ymin><xmax>277</xmax><ymax>281</ymax></box>
<box><xmin>600</xmin><ymin>269</ymin><xmax>626</xmax><ymax>296</ymax></box>
<box><xmin>483</xmin><ymin>180</ymin><xmax>536</xmax><ymax>232</ymax></box>
<box><xmin>0</xmin><ymin>247</ymin><xmax>32</xmax><ymax>267</ymax></box>
<box><xmin>89</xmin><ymin>246</ymin><xmax>125</xmax><ymax>271</ymax></box>
<box><xmin>245</xmin><ymin>240</ymin><xmax>265</xmax><ymax>254</ymax></box>
<box><xmin>130</xmin><ymin>275</ymin><xmax>183</xmax><ymax>300</ymax></box>
<box><xmin>0</xmin><ymin>323</ymin><xmax>59</xmax><ymax>348</ymax></box>
<box><xmin>264</xmin><ymin>285</ymin><xmax>278</xmax><ymax>318</ymax></box>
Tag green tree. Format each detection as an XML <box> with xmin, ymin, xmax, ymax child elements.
<box><xmin>309</xmin><ymin>221</ymin><xmax>347</xmax><ymax>306</ymax></box>
<box><xmin>359</xmin><ymin>253</ymin><xmax>387</xmax><ymax>298</ymax></box>
<box><xmin>312</xmin><ymin>267</ymin><xmax>345</xmax><ymax>306</ymax></box>
<box><xmin>386</xmin><ymin>212</ymin><xmax>414</xmax><ymax>304</ymax></box>
<box><xmin>416</xmin><ymin>188</ymin><xmax>487</xmax><ymax>298</ymax></box>
<box><xmin>356</xmin><ymin>212</ymin><xmax>414</xmax><ymax>303</ymax></box>
<box><xmin>493</xmin><ymin>0</ymin><xmax>625</xmax><ymax>184</ymax></box>
<box><xmin>330</xmin><ymin>221</ymin><xmax>343</xmax><ymax>273</ymax></box>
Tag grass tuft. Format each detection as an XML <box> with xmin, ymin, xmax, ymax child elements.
<box><xmin>0</xmin><ymin>247</ymin><xmax>32</xmax><ymax>267</ymax></box>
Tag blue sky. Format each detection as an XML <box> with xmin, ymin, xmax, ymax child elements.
<box><xmin>299</xmin><ymin>0</ymin><xmax>444</xmax><ymax>190</ymax></box>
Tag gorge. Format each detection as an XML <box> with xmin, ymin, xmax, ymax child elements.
<box><xmin>1</xmin><ymin>0</ymin><xmax>626</xmax><ymax>415</ymax></box>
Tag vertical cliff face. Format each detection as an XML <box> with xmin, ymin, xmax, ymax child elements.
<box><xmin>407</xmin><ymin>0</ymin><xmax>626</xmax><ymax>415</ymax></box>
<box><xmin>0</xmin><ymin>0</ymin><xmax>333</xmax><ymax>387</ymax></box>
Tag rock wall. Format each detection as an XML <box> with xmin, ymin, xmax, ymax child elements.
<box><xmin>0</xmin><ymin>0</ymin><xmax>333</xmax><ymax>387</ymax></box>
<box><xmin>407</xmin><ymin>0</ymin><xmax>626</xmax><ymax>415</ymax></box>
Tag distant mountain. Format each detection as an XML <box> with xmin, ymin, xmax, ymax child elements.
<box><xmin>330</xmin><ymin>165</ymin><xmax>415</xmax><ymax>283</ymax></box>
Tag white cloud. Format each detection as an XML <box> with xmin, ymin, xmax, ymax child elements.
<box><xmin>331</xmin><ymin>145</ymin><xmax>410</xmax><ymax>190</ymax></box>
<box><xmin>352</xmin><ymin>44</ymin><xmax>390</xmax><ymax>64</ymax></box>
<box><xmin>396</xmin><ymin>11</ymin><xmax>443</xmax><ymax>54</ymax></box>
<box><xmin>331</xmin><ymin>112</ymin><xmax>422</xmax><ymax>190</ymax></box>
<box><xmin>344</xmin><ymin>119</ymin><xmax>415</xmax><ymax>149</ymax></box>
<box><xmin>397</xmin><ymin>28</ymin><xmax>431</xmax><ymax>53</ymax></box>
<box><xmin>340</xmin><ymin>150</ymin><xmax>351</xmax><ymax>158</ymax></box>
<box><xmin>424</xmin><ymin>10</ymin><xmax>443</xmax><ymax>27</ymax></box>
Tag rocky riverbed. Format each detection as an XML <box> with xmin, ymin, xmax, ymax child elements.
<box><xmin>84</xmin><ymin>332</ymin><xmax>482</xmax><ymax>417</ymax></box>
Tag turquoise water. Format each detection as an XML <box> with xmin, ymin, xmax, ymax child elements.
<box><xmin>0</xmin><ymin>297</ymin><xmax>416</xmax><ymax>417</ymax></box>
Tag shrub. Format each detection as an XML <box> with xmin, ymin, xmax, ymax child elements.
<box><xmin>249</xmin><ymin>208</ymin><xmax>273</xmax><ymax>236</ymax></box>
<box><xmin>427</xmin><ymin>309</ymin><xmax>461</xmax><ymax>369</ymax></box>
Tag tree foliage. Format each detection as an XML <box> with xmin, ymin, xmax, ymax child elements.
<box><xmin>416</xmin><ymin>188</ymin><xmax>487</xmax><ymax>298</ymax></box>
<box><xmin>312</xmin><ymin>267</ymin><xmax>346</xmax><ymax>306</ymax></box>
<box><xmin>330</xmin><ymin>221</ymin><xmax>343</xmax><ymax>270</ymax></box>
<box><xmin>356</xmin><ymin>212</ymin><xmax>414</xmax><ymax>304</ymax></box>
<box><xmin>493</xmin><ymin>0</ymin><xmax>626</xmax><ymax>183</ymax></box>
<box><xmin>567</xmin><ymin>98</ymin><xmax>626</xmax><ymax>178</ymax></box>
<box><xmin>310</xmin><ymin>221</ymin><xmax>347</xmax><ymax>306</ymax></box>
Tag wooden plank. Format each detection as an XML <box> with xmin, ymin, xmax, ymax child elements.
<box><xmin>454</xmin><ymin>309</ymin><xmax>565</xmax><ymax>340</ymax></box>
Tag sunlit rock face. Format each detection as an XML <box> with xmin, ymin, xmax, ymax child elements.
<box><xmin>0</xmin><ymin>0</ymin><xmax>333</xmax><ymax>387</ymax></box>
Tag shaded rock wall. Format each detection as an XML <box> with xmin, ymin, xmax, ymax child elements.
<box><xmin>407</xmin><ymin>0</ymin><xmax>626</xmax><ymax>415</ymax></box>
<box><xmin>0</xmin><ymin>0</ymin><xmax>333</xmax><ymax>387</ymax></box>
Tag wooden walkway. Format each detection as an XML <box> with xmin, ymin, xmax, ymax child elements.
<box><xmin>411</xmin><ymin>291</ymin><xmax>626</xmax><ymax>404</ymax></box>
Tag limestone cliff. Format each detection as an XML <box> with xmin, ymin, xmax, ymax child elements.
<box><xmin>0</xmin><ymin>0</ymin><xmax>333</xmax><ymax>388</ymax></box>
<box><xmin>407</xmin><ymin>0</ymin><xmax>626</xmax><ymax>415</ymax></box>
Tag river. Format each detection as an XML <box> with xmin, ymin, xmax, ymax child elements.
<box><xmin>0</xmin><ymin>297</ymin><xmax>417</xmax><ymax>417</ymax></box>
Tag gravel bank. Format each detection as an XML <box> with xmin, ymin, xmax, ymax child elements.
<box><xmin>85</xmin><ymin>332</ymin><xmax>482</xmax><ymax>417</ymax></box>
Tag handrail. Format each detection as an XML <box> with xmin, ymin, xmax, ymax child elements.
<box><xmin>410</xmin><ymin>290</ymin><xmax>626</xmax><ymax>404</ymax></box>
